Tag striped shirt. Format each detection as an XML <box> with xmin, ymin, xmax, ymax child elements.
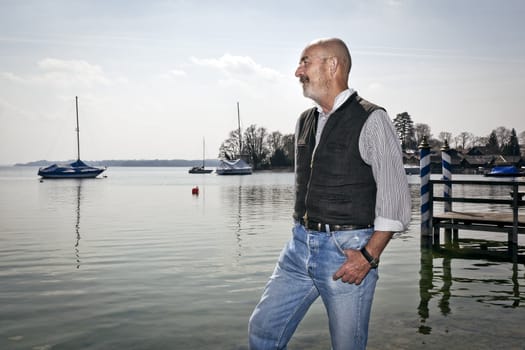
<box><xmin>297</xmin><ymin>88</ymin><xmax>412</xmax><ymax>232</ymax></box>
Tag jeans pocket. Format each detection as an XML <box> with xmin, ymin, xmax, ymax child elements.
<box><xmin>331</xmin><ymin>229</ymin><xmax>373</xmax><ymax>255</ymax></box>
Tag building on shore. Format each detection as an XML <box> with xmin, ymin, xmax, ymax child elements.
<box><xmin>403</xmin><ymin>148</ymin><xmax>524</xmax><ymax>174</ymax></box>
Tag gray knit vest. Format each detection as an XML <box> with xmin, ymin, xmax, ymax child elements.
<box><xmin>293</xmin><ymin>93</ymin><xmax>383</xmax><ymax>225</ymax></box>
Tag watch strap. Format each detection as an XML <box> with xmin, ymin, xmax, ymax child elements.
<box><xmin>360</xmin><ymin>247</ymin><xmax>379</xmax><ymax>268</ymax></box>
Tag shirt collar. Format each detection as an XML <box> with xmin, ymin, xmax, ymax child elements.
<box><xmin>315</xmin><ymin>88</ymin><xmax>355</xmax><ymax>117</ymax></box>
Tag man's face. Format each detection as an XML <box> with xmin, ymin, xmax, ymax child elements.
<box><xmin>295</xmin><ymin>45</ymin><xmax>331</xmax><ymax>103</ymax></box>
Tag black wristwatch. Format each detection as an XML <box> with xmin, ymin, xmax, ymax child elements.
<box><xmin>360</xmin><ymin>247</ymin><xmax>379</xmax><ymax>268</ymax></box>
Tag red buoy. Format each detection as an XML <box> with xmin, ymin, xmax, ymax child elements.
<box><xmin>192</xmin><ymin>186</ymin><xmax>199</xmax><ymax>195</ymax></box>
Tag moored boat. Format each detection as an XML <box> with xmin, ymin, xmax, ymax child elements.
<box><xmin>189</xmin><ymin>138</ymin><xmax>214</xmax><ymax>174</ymax></box>
<box><xmin>38</xmin><ymin>96</ymin><xmax>106</xmax><ymax>179</ymax></box>
<box><xmin>216</xmin><ymin>159</ymin><xmax>252</xmax><ymax>175</ymax></box>
<box><xmin>38</xmin><ymin>160</ymin><xmax>106</xmax><ymax>178</ymax></box>
<box><xmin>484</xmin><ymin>165</ymin><xmax>525</xmax><ymax>177</ymax></box>
<box><xmin>217</xmin><ymin>102</ymin><xmax>252</xmax><ymax>175</ymax></box>
<box><xmin>189</xmin><ymin>166</ymin><xmax>213</xmax><ymax>174</ymax></box>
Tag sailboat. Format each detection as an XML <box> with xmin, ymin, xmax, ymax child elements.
<box><xmin>38</xmin><ymin>96</ymin><xmax>106</xmax><ymax>179</ymax></box>
<box><xmin>188</xmin><ymin>138</ymin><xmax>213</xmax><ymax>174</ymax></box>
<box><xmin>216</xmin><ymin>102</ymin><xmax>252</xmax><ymax>175</ymax></box>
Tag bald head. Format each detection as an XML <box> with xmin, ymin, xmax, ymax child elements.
<box><xmin>307</xmin><ymin>38</ymin><xmax>352</xmax><ymax>77</ymax></box>
<box><xmin>295</xmin><ymin>37</ymin><xmax>353</xmax><ymax>111</ymax></box>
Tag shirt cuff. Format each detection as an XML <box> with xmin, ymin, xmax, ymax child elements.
<box><xmin>373</xmin><ymin>216</ymin><xmax>406</xmax><ymax>233</ymax></box>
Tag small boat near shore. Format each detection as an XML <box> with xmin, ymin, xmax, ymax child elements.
<box><xmin>484</xmin><ymin>165</ymin><xmax>525</xmax><ymax>177</ymax></box>
<box><xmin>217</xmin><ymin>102</ymin><xmax>252</xmax><ymax>176</ymax></box>
<box><xmin>189</xmin><ymin>138</ymin><xmax>213</xmax><ymax>174</ymax></box>
<box><xmin>38</xmin><ymin>97</ymin><xmax>106</xmax><ymax>179</ymax></box>
<box><xmin>216</xmin><ymin>159</ymin><xmax>252</xmax><ymax>175</ymax></box>
<box><xmin>189</xmin><ymin>166</ymin><xmax>213</xmax><ymax>174</ymax></box>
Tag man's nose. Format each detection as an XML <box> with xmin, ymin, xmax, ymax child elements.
<box><xmin>295</xmin><ymin>66</ymin><xmax>303</xmax><ymax>77</ymax></box>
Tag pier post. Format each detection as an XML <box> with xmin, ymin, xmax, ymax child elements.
<box><xmin>419</xmin><ymin>136</ymin><xmax>432</xmax><ymax>245</ymax></box>
<box><xmin>441</xmin><ymin>140</ymin><xmax>454</xmax><ymax>245</ymax></box>
<box><xmin>441</xmin><ymin>140</ymin><xmax>452</xmax><ymax>213</ymax></box>
<box><xmin>510</xmin><ymin>183</ymin><xmax>519</xmax><ymax>262</ymax></box>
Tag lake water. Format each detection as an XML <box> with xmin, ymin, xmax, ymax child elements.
<box><xmin>0</xmin><ymin>167</ymin><xmax>524</xmax><ymax>350</ymax></box>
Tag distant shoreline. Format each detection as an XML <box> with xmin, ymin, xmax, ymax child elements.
<box><xmin>9</xmin><ymin>160</ymin><xmax>294</xmax><ymax>172</ymax></box>
<box><xmin>13</xmin><ymin>159</ymin><xmax>222</xmax><ymax>168</ymax></box>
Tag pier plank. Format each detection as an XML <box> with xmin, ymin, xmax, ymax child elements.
<box><xmin>426</xmin><ymin>179</ymin><xmax>525</xmax><ymax>260</ymax></box>
<box><xmin>433</xmin><ymin>211</ymin><xmax>525</xmax><ymax>227</ymax></box>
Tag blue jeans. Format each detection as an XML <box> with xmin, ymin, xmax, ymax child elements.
<box><xmin>249</xmin><ymin>223</ymin><xmax>378</xmax><ymax>350</ymax></box>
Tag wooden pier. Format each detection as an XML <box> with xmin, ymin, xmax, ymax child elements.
<box><xmin>426</xmin><ymin>179</ymin><xmax>525</xmax><ymax>261</ymax></box>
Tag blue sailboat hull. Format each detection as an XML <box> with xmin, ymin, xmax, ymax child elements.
<box><xmin>484</xmin><ymin>165</ymin><xmax>525</xmax><ymax>177</ymax></box>
<box><xmin>38</xmin><ymin>160</ymin><xmax>106</xmax><ymax>179</ymax></box>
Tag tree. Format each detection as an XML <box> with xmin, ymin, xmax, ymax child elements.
<box><xmin>438</xmin><ymin>131</ymin><xmax>453</xmax><ymax>145</ymax></box>
<box><xmin>414</xmin><ymin>123</ymin><xmax>432</xmax><ymax>147</ymax></box>
<box><xmin>393</xmin><ymin>112</ymin><xmax>415</xmax><ymax>151</ymax></box>
<box><xmin>267</xmin><ymin>131</ymin><xmax>283</xmax><ymax>156</ymax></box>
<box><xmin>509</xmin><ymin>128</ymin><xmax>521</xmax><ymax>156</ymax></box>
<box><xmin>494</xmin><ymin>126</ymin><xmax>511</xmax><ymax>150</ymax></box>
<box><xmin>519</xmin><ymin>130</ymin><xmax>525</xmax><ymax>146</ymax></box>
<box><xmin>471</xmin><ymin>136</ymin><xmax>489</xmax><ymax>147</ymax></box>
<box><xmin>244</xmin><ymin>124</ymin><xmax>270</xmax><ymax>170</ymax></box>
<box><xmin>219</xmin><ymin>129</ymin><xmax>242</xmax><ymax>160</ymax></box>
<box><xmin>428</xmin><ymin>137</ymin><xmax>442</xmax><ymax>150</ymax></box>
<box><xmin>486</xmin><ymin>131</ymin><xmax>499</xmax><ymax>154</ymax></box>
<box><xmin>219</xmin><ymin>128</ymin><xmax>294</xmax><ymax>169</ymax></box>
<box><xmin>455</xmin><ymin>131</ymin><xmax>474</xmax><ymax>151</ymax></box>
<box><xmin>518</xmin><ymin>131</ymin><xmax>525</xmax><ymax>154</ymax></box>
<box><xmin>502</xmin><ymin>128</ymin><xmax>520</xmax><ymax>156</ymax></box>
<box><xmin>270</xmin><ymin>148</ymin><xmax>289</xmax><ymax>167</ymax></box>
<box><xmin>281</xmin><ymin>133</ymin><xmax>295</xmax><ymax>166</ymax></box>
<box><xmin>268</xmin><ymin>131</ymin><xmax>294</xmax><ymax>167</ymax></box>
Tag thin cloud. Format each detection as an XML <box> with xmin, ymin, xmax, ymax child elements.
<box><xmin>191</xmin><ymin>54</ymin><xmax>283</xmax><ymax>82</ymax></box>
<box><xmin>0</xmin><ymin>72</ymin><xmax>25</xmax><ymax>84</ymax></box>
<box><xmin>38</xmin><ymin>58</ymin><xmax>111</xmax><ymax>86</ymax></box>
<box><xmin>354</xmin><ymin>45</ymin><xmax>525</xmax><ymax>64</ymax></box>
<box><xmin>2</xmin><ymin>58</ymin><xmax>112</xmax><ymax>87</ymax></box>
<box><xmin>387</xmin><ymin>0</ymin><xmax>403</xmax><ymax>6</ymax></box>
<box><xmin>0</xmin><ymin>98</ymin><xmax>34</xmax><ymax>120</ymax></box>
<box><xmin>170</xmin><ymin>69</ymin><xmax>187</xmax><ymax>77</ymax></box>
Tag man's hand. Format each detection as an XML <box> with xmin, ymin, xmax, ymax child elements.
<box><xmin>332</xmin><ymin>249</ymin><xmax>371</xmax><ymax>285</ymax></box>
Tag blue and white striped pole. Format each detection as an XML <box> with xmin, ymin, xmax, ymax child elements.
<box><xmin>441</xmin><ymin>140</ymin><xmax>452</xmax><ymax>212</ymax></box>
<box><xmin>419</xmin><ymin>136</ymin><xmax>431</xmax><ymax>237</ymax></box>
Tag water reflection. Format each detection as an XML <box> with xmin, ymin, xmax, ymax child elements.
<box><xmin>74</xmin><ymin>182</ymin><xmax>82</xmax><ymax>269</ymax></box>
<box><xmin>418</xmin><ymin>246</ymin><xmax>523</xmax><ymax>334</ymax></box>
<box><xmin>235</xmin><ymin>184</ymin><xmax>243</xmax><ymax>254</ymax></box>
<box><xmin>221</xmin><ymin>181</ymin><xmax>294</xmax><ymax>257</ymax></box>
<box><xmin>417</xmin><ymin>248</ymin><xmax>433</xmax><ymax>335</ymax></box>
<box><xmin>220</xmin><ymin>184</ymin><xmax>245</xmax><ymax>257</ymax></box>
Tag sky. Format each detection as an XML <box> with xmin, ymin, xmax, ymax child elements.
<box><xmin>1</xmin><ymin>0</ymin><xmax>524</xmax><ymax>165</ymax></box>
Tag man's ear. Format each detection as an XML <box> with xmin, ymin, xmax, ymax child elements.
<box><xmin>329</xmin><ymin>57</ymin><xmax>338</xmax><ymax>75</ymax></box>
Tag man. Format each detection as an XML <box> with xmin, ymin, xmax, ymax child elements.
<box><xmin>248</xmin><ymin>38</ymin><xmax>411</xmax><ymax>350</ymax></box>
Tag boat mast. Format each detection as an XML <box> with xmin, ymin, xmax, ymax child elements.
<box><xmin>75</xmin><ymin>96</ymin><xmax>80</xmax><ymax>161</ymax></box>
<box><xmin>202</xmin><ymin>137</ymin><xmax>205</xmax><ymax>168</ymax></box>
<box><xmin>237</xmin><ymin>101</ymin><xmax>242</xmax><ymax>157</ymax></box>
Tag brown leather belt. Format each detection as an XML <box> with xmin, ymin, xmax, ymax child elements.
<box><xmin>302</xmin><ymin>219</ymin><xmax>372</xmax><ymax>232</ymax></box>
